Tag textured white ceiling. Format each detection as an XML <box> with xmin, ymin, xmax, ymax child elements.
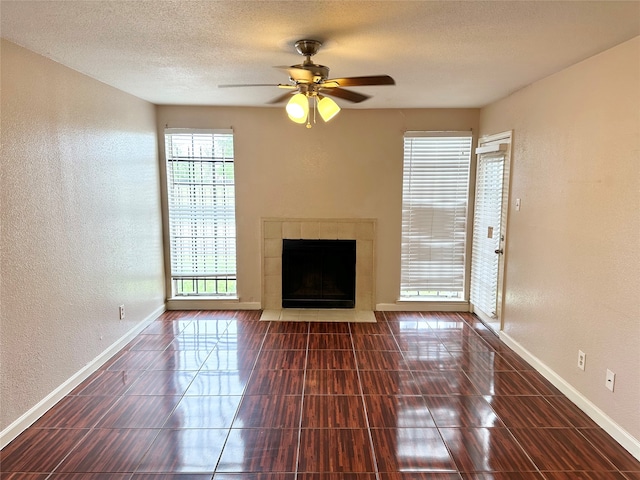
<box><xmin>1</xmin><ymin>1</ymin><xmax>638</xmax><ymax>108</ymax></box>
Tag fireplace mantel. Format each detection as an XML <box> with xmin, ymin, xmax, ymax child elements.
<box><xmin>262</xmin><ymin>218</ymin><xmax>376</xmax><ymax>311</ymax></box>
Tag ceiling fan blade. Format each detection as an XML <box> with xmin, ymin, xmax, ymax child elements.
<box><xmin>320</xmin><ymin>87</ymin><xmax>370</xmax><ymax>103</ymax></box>
<box><xmin>266</xmin><ymin>91</ymin><xmax>296</xmax><ymax>104</ymax></box>
<box><xmin>324</xmin><ymin>75</ymin><xmax>395</xmax><ymax>87</ymax></box>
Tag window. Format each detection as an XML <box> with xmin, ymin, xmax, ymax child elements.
<box><xmin>400</xmin><ymin>131</ymin><xmax>472</xmax><ymax>300</ymax></box>
<box><xmin>164</xmin><ymin>129</ymin><xmax>237</xmax><ymax>297</ymax></box>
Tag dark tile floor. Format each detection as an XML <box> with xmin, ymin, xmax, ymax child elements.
<box><xmin>2</xmin><ymin>310</ymin><xmax>639</xmax><ymax>479</ymax></box>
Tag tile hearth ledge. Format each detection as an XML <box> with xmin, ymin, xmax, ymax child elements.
<box><xmin>260</xmin><ymin>309</ymin><xmax>376</xmax><ymax>323</ymax></box>
<box><xmin>262</xmin><ymin>218</ymin><xmax>376</xmax><ymax>311</ymax></box>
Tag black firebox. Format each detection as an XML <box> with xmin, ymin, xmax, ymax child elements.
<box><xmin>282</xmin><ymin>239</ymin><xmax>356</xmax><ymax>309</ymax></box>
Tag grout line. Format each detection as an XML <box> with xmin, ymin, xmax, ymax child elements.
<box><xmin>293</xmin><ymin>321</ymin><xmax>310</xmax><ymax>480</ymax></box>
<box><xmin>135</xmin><ymin>314</ymin><xmax>232</xmax><ymax>475</ymax></box>
<box><xmin>211</xmin><ymin>315</ymin><xmax>270</xmax><ymax>475</ymax></box>
<box><xmin>574</xmin><ymin>427</ymin><xmax>626</xmax><ymax>475</ymax></box>
<box><xmin>46</xmin><ymin>313</ymin><xmax>223</xmax><ymax>477</ymax></box>
<box><xmin>384</xmin><ymin>310</ymin><xmax>465</xmax><ymax>475</ymax></box>
<box><xmin>349</xmin><ymin>321</ymin><xmax>382</xmax><ymax>480</ymax></box>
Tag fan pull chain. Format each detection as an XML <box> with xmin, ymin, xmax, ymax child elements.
<box><xmin>307</xmin><ymin>96</ymin><xmax>315</xmax><ymax>128</ymax></box>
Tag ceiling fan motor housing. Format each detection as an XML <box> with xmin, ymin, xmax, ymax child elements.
<box><xmin>292</xmin><ymin>40</ymin><xmax>329</xmax><ymax>82</ymax></box>
<box><xmin>295</xmin><ymin>39</ymin><xmax>322</xmax><ymax>57</ymax></box>
<box><xmin>292</xmin><ymin>63</ymin><xmax>330</xmax><ymax>82</ymax></box>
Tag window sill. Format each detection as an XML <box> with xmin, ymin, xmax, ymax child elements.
<box><xmin>398</xmin><ymin>297</ymin><xmax>465</xmax><ymax>302</ymax></box>
<box><xmin>170</xmin><ymin>296</ymin><xmax>239</xmax><ymax>301</ymax></box>
<box><xmin>166</xmin><ymin>297</ymin><xmax>261</xmax><ymax>311</ymax></box>
<box><xmin>376</xmin><ymin>299</ymin><xmax>470</xmax><ymax>312</ymax></box>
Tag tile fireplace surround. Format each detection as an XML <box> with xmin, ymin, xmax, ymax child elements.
<box><xmin>262</xmin><ymin>218</ymin><xmax>376</xmax><ymax>311</ymax></box>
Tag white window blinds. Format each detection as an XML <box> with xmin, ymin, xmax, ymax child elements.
<box><xmin>470</xmin><ymin>153</ymin><xmax>505</xmax><ymax>316</ymax></box>
<box><xmin>401</xmin><ymin>132</ymin><xmax>472</xmax><ymax>299</ymax></box>
<box><xmin>165</xmin><ymin>130</ymin><xmax>237</xmax><ymax>297</ymax></box>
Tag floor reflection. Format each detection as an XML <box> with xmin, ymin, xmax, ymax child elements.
<box><xmin>3</xmin><ymin>310</ymin><xmax>638</xmax><ymax>478</ymax></box>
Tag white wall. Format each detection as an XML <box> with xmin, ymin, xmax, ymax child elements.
<box><xmin>155</xmin><ymin>106</ymin><xmax>479</xmax><ymax>308</ymax></box>
<box><xmin>480</xmin><ymin>37</ymin><xmax>640</xmax><ymax>444</ymax></box>
<box><xmin>0</xmin><ymin>40</ymin><xmax>166</xmax><ymax>431</ymax></box>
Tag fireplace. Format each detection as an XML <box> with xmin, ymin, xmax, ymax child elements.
<box><xmin>282</xmin><ymin>239</ymin><xmax>356</xmax><ymax>308</ymax></box>
<box><xmin>261</xmin><ymin>218</ymin><xmax>375</xmax><ymax>311</ymax></box>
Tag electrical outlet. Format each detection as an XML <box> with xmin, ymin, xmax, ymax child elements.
<box><xmin>578</xmin><ymin>350</ymin><xmax>586</xmax><ymax>371</ymax></box>
<box><xmin>119</xmin><ymin>304</ymin><xmax>125</xmax><ymax>320</ymax></box>
<box><xmin>605</xmin><ymin>369</ymin><xmax>615</xmax><ymax>392</ymax></box>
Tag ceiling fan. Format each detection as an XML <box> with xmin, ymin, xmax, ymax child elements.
<box><xmin>219</xmin><ymin>39</ymin><xmax>395</xmax><ymax>126</ymax></box>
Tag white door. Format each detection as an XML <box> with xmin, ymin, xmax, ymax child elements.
<box><xmin>470</xmin><ymin>132</ymin><xmax>512</xmax><ymax>333</ymax></box>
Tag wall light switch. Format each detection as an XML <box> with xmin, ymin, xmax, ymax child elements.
<box><xmin>605</xmin><ymin>369</ymin><xmax>615</xmax><ymax>392</ymax></box>
<box><xmin>515</xmin><ymin>198</ymin><xmax>521</xmax><ymax>211</ymax></box>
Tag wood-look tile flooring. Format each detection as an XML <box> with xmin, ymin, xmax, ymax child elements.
<box><xmin>3</xmin><ymin>310</ymin><xmax>639</xmax><ymax>479</ymax></box>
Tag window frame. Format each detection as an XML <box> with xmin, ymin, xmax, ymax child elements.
<box><xmin>162</xmin><ymin>128</ymin><xmax>238</xmax><ymax>299</ymax></box>
<box><xmin>400</xmin><ymin>131</ymin><xmax>473</xmax><ymax>301</ymax></box>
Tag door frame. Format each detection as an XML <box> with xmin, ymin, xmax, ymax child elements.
<box><xmin>471</xmin><ymin>130</ymin><xmax>513</xmax><ymax>332</ymax></box>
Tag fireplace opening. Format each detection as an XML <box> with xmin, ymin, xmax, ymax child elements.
<box><xmin>282</xmin><ymin>239</ymin><xmax>356</xmax><ymax>309</ymax></box>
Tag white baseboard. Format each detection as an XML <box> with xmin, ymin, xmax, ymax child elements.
<box><xmin>376</xmin><ymin>301</ymin><xmax>471</xmax><ymax>312</ymax></box>
<box><xmin>500</xmin><ymin>331</ymin><xmax>640</xmax><ymax>461</ymax></box>
<box><xmin>0</xmin><ymin>304</ymin><xmax>166</xmax><ymax>450</ymax></box>
<box><xmin>166</xmin><ymin>298</ymin><xmax>261</xmax><ymax>310</ymax></box>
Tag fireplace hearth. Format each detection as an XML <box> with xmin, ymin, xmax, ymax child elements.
<box><xmin>282</xmin><ymin>239</ymin><xmax>356</xmax><ymax>308</ymax></box>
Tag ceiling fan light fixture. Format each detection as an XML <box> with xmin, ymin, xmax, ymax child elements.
<box><xmin>220</xmin><ymin>38</ymin><xmax>395</xmax><ymax>121</ymax></box>
<box><xmin>318</xmin><ymin>96</ymin><xmax>340</xmax><ymax>122</ymax></box>
<box><xmin>286</xmin><ymin>93</ymin><xmax>309</xmax><ymax>123</ymax></box>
